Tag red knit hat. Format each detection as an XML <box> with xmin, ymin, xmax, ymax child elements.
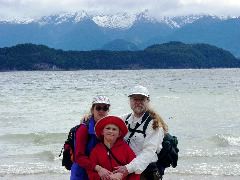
<box><xmin>95</xmin><ymin>116</ymin><xmax>128</xmax><ymax>139</ymax></box>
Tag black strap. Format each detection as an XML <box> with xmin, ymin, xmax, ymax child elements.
<box><xmin>126</xmin><ymin>111</ymin><xmax>152</xmax><ymax>144</ymax></box>
<box><xmin>103</xmin><ymin>144</ymin><xmax>124</xmax><ymax>166</ymax></box>
<box><xmin>59</xmin><ymin>147</ymin><xmax>64</xmax><ymax>157</ymax></box>
<box><xmin>124</xmin><ymin>113</ymin><xmax>131</xmax><ymax>125</ymax></box>
<box><xmin>142</xmin><ymin>115</ymin><xmax>153</xmax><ymax>137</ymax></box>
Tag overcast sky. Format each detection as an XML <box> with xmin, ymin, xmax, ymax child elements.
<box><xmin>1</xmin><ymin>0</ymin><xmax>240</xmax><ymax>20</ymax></box>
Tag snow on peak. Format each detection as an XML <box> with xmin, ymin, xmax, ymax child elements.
<box><xmin>92</xmin><ymin>12</ymin><xmax>213</xmax><ymax>29</ymax></box>
<box><xmin>0</xmin><ymin>17</ymin><xmax>34</xmax><ymax>24</ymax></box>
<box><xmin>37</xmin><ymin>11</ymin><xmax>88</xmax><ymax>25</ymax></box>
<box><xmin>169</xmin><ymin>15</ymin><xmax>206</xmax><ymax>28</ymax></box>
<box><xmin>1</xmin><ymin>11</ymin><xmax>238</xmax><ymax>29</ymax></box>
<box><xmin>92</xmin><ymin>13</ymin><xmax>136</xmax><ymax>29</ymax></box>
<box><xmin>156</xmin><ymin>14</ymin><xmax>221</xmax><ymax>28</ymax></box>
<box><xmin>92</xmin><ymin>10</ymin><xmax>159</xmax><ymax>29</ymax></box>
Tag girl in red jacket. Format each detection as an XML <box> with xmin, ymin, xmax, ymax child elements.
<box><xmin>87</xmin><ymin>116</ymin><xmax>140</xmax><ymax>180</ymax></box>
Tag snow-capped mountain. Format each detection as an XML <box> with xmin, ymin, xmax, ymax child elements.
<box><xmin>32</xmin><ymin>11</ymin><xmax>223</xmax><ymax>29</ymax></box>
<box><xmin>37</xmin><ymin>11</ymin><xmax>89</xmax><ymax>25</ymax></box>
<box><xmin>37</xmin><ymin>12</ymin><xmax>239</xmax><ymax>28</ymax></box>
<box><xmin>1</xmin><ymin>10</ymin><xmax>228</xmax><ymax>28</ymax></box>
<box><xmin>0</xmin><ymin>11</ymin><xmax>240</xmax><ymax>56</ymax></box>
<box><xmin>92</xmin><ymin>13</ymin><xmax>136</xmax><ymax>29</ymax></box>
<box><xmin>0</xmin><ymin>17</ymin><xmax>34</xmax><ymax>24</ymax></box>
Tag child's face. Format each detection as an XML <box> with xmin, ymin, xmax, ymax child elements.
<box><xmin>102</xmin><ymin>124</ymin><xmax>120</xmax><ymax>144</ymax></box>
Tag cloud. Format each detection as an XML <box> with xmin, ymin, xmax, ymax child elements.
<box><xmin>0</xmin><ymin>0</ymin><xmax>240</xmax><ymax>20</ymax></box>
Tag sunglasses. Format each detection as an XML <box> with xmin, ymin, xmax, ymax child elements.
<box><xmin>95</xmin><ymin>105</ymin><xmax>109</xmax><ymax>111</ymax></box>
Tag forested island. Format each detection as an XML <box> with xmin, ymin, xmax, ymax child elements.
<box><xmin>0</xmin><ymin>41</ymin><xmax>239</xmax><ymax>71</ymax></box>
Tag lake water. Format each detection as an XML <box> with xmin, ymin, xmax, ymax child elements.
<box><xmin>0</xmin><ymin>69</ymin><xmax>240</xmax><ymax>179</ymax></box>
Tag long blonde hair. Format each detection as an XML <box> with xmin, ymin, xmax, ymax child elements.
<box><xmin>79</xmin><ymin>104</ymin><xmax>95</xmax><ymax>123</ymax></box>
<box><xmin>148</xmin><ymin>108</ymin><xmax>168</xmax><ymax>134</ymax></box>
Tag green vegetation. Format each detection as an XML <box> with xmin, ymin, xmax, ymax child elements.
<box><xmin>0</xmin><ymin>42</ymin><xmax>239</xmax><ymax>70</ymax></box>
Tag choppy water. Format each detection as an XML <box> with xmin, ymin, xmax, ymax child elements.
<box><xmin>0</xmin><ymin>69</ymin><xmax>240</xmax><ymax>179</ymax></box>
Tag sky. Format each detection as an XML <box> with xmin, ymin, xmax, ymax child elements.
<box><xmin>1</xmin><ymin>0</ymin><xmax>240</xmax><ymax>20</ymax></box>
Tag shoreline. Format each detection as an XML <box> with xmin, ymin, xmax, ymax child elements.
<box><xmin>1</xmin><ymin>67</ymin><xmax>240</xmax><ymax>72</ymax></box>
<box><xmin>1</xmin><ymin>173</ymin><xmax>240</xmax><ymax>180</ymax></box>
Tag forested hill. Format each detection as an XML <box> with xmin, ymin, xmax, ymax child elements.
<box><xmin>0</xmin><ymin>42</ymin><xmax>239</xmax><ymax>70</ymax></box>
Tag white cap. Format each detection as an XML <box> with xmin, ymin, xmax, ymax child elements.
<box><xmin>92</xmin><ymin>95</ymin><xmax>110</xmax><ymax>105</ymax></box>
<box><xmin>128</xmin><ymin>85</ymin><xmax>150</xmax><ymax>98</ymax></box>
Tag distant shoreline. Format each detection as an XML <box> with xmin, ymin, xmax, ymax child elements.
<box><xmin>1</xmin><ymin>42</ymin><xmax>240</xmax><ymax>71</ymax></box>
<box><xmin>1</xmin><ymin>67</ymin><xmax>240</xmax><ymax>72</ymax></box>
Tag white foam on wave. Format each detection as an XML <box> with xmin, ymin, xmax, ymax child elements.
<box><xmin>31</xmin><ymin>151</ymin><xmax>56</xmax><ymax>161</ymax></box>
<box><xmin>0</xmin><ymin>132</ymin><xmax>66</xmax><ymax>145</ymax></box>
<box><xmin>217</xmin><ymin>134</ymin><xmax>240</xmax><ymax>147</ymax></box>
<box><xmin>161</xmin><ymin>95</ymin><xmax>180</xmax><ymax>99</ymax></box>
<box><xmin>182</xmin><ymin>148</ymin><xmax>240</xmax><ymax>157</ymax></box>
<box><xmin>0</xmin><ymin>162</ymin><xmax>67</xmax><ymax>176</ymax></box>
<box><xmin>168</xmin><ymin>163</ymin><xmax>240</xmax><ymax>176</ymax></box>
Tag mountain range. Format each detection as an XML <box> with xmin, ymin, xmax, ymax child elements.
<box><xmin>0</xmin><ymin>11</ymin><xmax>240</xmax><ymax>57</ymax></box>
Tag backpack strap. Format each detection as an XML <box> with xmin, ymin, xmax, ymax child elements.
<box><xmin>59</xmin><ymin>147</ymin><xmax>64</xmax><ymax>157</ymax></box>
<box><xmin>73</xmin><ymin>117</ymin><xmax>92</xmax><ymax>149</ymax></box>
<box><xmin>75</xmin><ymin>117</ymin><xmax>98</xmax><ymax>156</ymax></box>
<box><xmin>124</xmin><ymin>113</ymin><xmax>132</xmax><ymax>125</ymax></box>
<box><xmin>126</xmin><ymin>111</ymin><xmax>153</xmax><ymax>144</ymax></box>
<box><xmin>72</xmin><ymin>124</ymin><xmax>81</xmax><ymax>159</ymax></box>
<box><xmin>82</xmin><ymin>118</ymin><xmax>90</xmax><ymax>128</ymax></box>
<box><xmin>142</xmin><ymin>114</ymin><xmax>153</xmax><ymax>138</ymax></box>
<box><xmin>85</xmin><ymin>116</ymin><xmax>99</xmax><ymax>156</ymax></box>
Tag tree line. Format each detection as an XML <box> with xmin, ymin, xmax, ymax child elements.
<box><xmin>0</xmin><ymin>41</ymin><xmax>239</xmax><ymax>71</ymax></box>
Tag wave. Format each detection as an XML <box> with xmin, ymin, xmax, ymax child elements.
<box><xmin>26</xmin><ymin>151</ymin><xmax>56</xmax><ymax>161</ymax></box>
<box><xmin>4</xmin><ymin>151</ymin><xmax>56</xmax><ymax>161</ymax></box>
<box><xmin>0</xmin><ymin>132</ymin><xmax>67</xmax><ymax>145</ymax></box>
<box><xmin>160</xmin><ymin>95</ymin><xmax>180</xmax><ymax>99</ymax></box>
<box><xmin>181</xmin><ymin>148</ymin><xmax>240</xmax><ymax>158</ymax></box>
<box><xmin>181</xmin><ymin>134</ymin><xmax>240</xmax><ymax>158</ymax></box>
<box><xmin>0</xmin><ymin>151</ymin><xmax>66</xmax><ymax>176</ymax></box>
<box><xmin>213</xmin><ymin>134</ymin><xmax>240</xmax><ymax>147</ymax></box>
<box><xmin>0</xmin><ymin>162</ymin><xmax>67</xmax><ymax>176</ymax></box>
<box><xmin>167</xmin><ymin>163</ymin><xmax>240</xmax><ymax>176</ymax></box>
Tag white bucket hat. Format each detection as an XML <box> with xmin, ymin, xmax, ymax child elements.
<box><xmin>128</xmin><ymin>85</ymin><xmax>150</xmax><ymax>98</ymax></box>
<box><xmin>92</xmin><ymin>95</ymin><xmax>110</xmax><ymax>105</ymax></box>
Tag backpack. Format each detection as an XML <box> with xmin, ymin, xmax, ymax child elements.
<box><xmin>59</xmin><ymin>124</ymin><xmax>81</xmax><ymax>170</ymax></box>
<box><xmin>157</xmin><ymin>133</ymin><xmax>179</xmax><ymax>169</ymax></box>
<box><xmin>59</xmin><ymin>119</ymin><xmax>92</xmax><ymax>171</ymax></box>
<box><xmin>125</xmin><ymin>112</ymin><xmax>179</xmax><ymax>172</ymax></box>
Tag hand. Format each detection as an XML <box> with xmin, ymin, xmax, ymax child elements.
<box><xmin>80</xmin><ymin>114</ymin><xmax>90</xmax><ymax>123</ymax></box>
<box><xmin>110</xmin><ymin>172</ymin><xmax>123</xmax><ymax>180</ymax></box>
<box><xmin>113</xmin><ymin>166</ymin><xmax>128</xmax><ymax>178</ymax></box>
<box><xmin>97</xmin><ymin>166</ymin><xmax>112</xmax><ymax>180</ymax></box>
